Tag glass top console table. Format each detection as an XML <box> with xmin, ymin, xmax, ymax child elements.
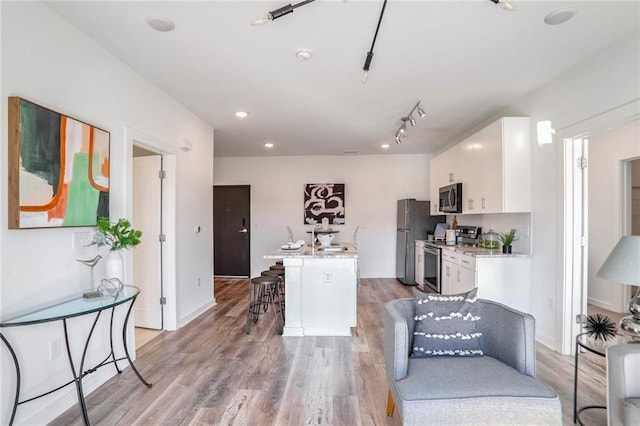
<box><xmin>0</xmin><ymin>286</ymin><xmax>152</xmax><ymax>425</ymax></box>
<box><xmin>573</xmin><ymin>332</ymin><xmax>628</xmax><ymax>425</ymax></box>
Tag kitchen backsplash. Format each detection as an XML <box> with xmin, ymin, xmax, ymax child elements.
<box><xmin>447</xmin><ymin>213</ymin><xmax>532</xmax><ymax>254</ymax></box>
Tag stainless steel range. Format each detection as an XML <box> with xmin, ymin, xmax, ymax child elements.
<box><xmin>456</xmin><ymin>225</ymin><xmax>482</xmax><ymax>246</ymax></box>
<box><xmin>422</xmin><ymin>225</ymin><xmax>482</xmax><ymax>293</ymax></box>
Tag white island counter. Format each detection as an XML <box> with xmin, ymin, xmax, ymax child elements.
<box><xmin>265</xmin><ymin>243</ymin><xmax>358</xmax><ymax>336</ymax></box>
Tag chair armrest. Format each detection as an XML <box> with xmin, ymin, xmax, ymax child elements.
<box><xmin>477</xmin><ymin>299</ymin><xmax>536</xmax><ymax>377</ymax></box>
<box><xmin>383</xmin><ymin>298</ymin><xmax>414</xmax><ymax>382</ymax></box>
<box><xmin>607</xmin><ymin>343</ymin><xmax>640</xmax><ymax>426</ymax></box>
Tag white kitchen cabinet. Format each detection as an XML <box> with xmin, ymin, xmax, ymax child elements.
<box><xmin>475</xmin><ymin>256</ymin><xmax>531</xmax><ymax>313</ymax></box>
<box><xmin>465</xmin><ymin>117</ymin><xmax>531</xmax><ymax>213</ymax></box>
<box><xmin>415</xmin><ymin>240</ymin><xmax>425</xmax><ymax>286</ymax></box>
<box><xmin>439</xmin><ymin>247</ymin><xmax>532</xmax><ymax>313</ymax></box>
<box><xmin>430</xmin><ymin>117</ymin><xmax>531</xmax><ymax>215</ymax></box>
<box><xmin>441</xmin><ymin>251</ymin><xmax>476</xmax><ymax>295</ymax></box>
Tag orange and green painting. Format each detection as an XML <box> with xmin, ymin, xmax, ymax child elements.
<box><xmin>9</xmin><ymin>97</ymin><xmax>110</xmax><ymax>228</ymax></box>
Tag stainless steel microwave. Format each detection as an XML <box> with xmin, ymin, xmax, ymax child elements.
<box><xmin>439</xmin><ymin>183</ymin><xmax>462</xmax><ymax>213</ymax></box>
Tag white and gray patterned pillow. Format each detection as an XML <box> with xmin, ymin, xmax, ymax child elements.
<box><xmin>411</xmin><ymin>288</ymin><xmax>483</xmax><ymax>358</ymax></box>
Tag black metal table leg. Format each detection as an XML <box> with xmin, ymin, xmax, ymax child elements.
<box><xmin>0</xmin><ymin>332</ymin><xmax>20</xmax><ymax>426</ymax></box>
<box><xmin>64</xmin><ymin>313</ymin><xmax>101</xmax><ymax>426</ymax></box>
<box><xmin>108</xmin><ymin>307</ymin><xmax>122</xmax><ymax>374</ymax></box>
<box><xmin>121</xmin><ymin>298</ymin><xmax>152</xmax><ymax>388</ymax></box>
<box><xmin>573</xmin><ymin>339</ymin><xmax>579</xmax><ymax>424</ymax></box>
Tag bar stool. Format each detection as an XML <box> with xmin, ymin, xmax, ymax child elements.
<box><xmin>245</xmin><ymin>276</ymin><xmax>283</xmax><ymax>335</ymax></box>
<box><xmin>262</xmin><ymin>269</ymin><xmax>285</xmax><ymax>313</ymax></box>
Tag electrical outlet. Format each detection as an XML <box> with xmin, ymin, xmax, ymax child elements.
<box><xmin>323</xmin><ymin>271</ymin><xmax>332</xmax><ymax>283</ymax></box>
<box><xmin>197</xmin><ymin>277</ymin><xmax>201</xmax><ymax>287</ymax></box>
<box><xmin>73</xmin><ymin>231</ymin><xmax>94</xmax><ymax>249</ymax></box>
<box><xmin>49</xmin><ymin>338</ymin><xmax>62</xmax><ymax>360</ymax></box>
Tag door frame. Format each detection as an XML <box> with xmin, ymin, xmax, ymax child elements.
<box><xmin>125</xmin><ymin>127</ymin><xmax>178</xmax><ymax>331</ymax></box>
<box><xmin>560</xmin><ymin>100</ymin><xmax>640</xmax><ymax>354</ymax></box>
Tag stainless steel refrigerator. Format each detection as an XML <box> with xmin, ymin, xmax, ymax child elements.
<box><xmin>396</xmin><ymin>199</ymin><xmax>444</xmax><ymax>285</ymax></box>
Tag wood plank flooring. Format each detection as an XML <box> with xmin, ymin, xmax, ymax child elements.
<box><xmin>51</xmin><ymin>278</ymin><xmax>618</xmax><ymax>425</ymax></box>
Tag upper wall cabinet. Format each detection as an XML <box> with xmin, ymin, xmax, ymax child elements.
<box><xmin>430</xmin><ymin>117</ymin><xmax>531</xmax><ymax>215</ymax></box>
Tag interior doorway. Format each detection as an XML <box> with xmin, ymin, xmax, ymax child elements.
<box><xmin>132</xmin><ymin>147</ymin><xmax>163</xmax><ymax>330</ymax></box>
<box><xmin>562</xmin><ymin>103</ymin><xmax>640</xmax><ymax>354</ymax></box>
<box><xmin>213</xmin><ymin>185</ymin><xmax>250</xmax><ymax>277</ymax></box>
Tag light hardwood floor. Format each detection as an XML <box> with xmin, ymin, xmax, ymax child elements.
<box><xmin>51</xmin><ymin>278</ymin><xmax>619</xmax><ymax>425</ymax></box>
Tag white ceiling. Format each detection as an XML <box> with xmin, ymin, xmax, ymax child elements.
<box><xmin>46</xmin><ymin>1</ymin><xmax>639</xmax><ymax>157</ymax></box>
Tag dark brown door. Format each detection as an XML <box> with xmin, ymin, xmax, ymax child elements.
<box><xmin>214</xmin><ymin>185</ymin><xmax>250</xmax><ymax>277</ymax></box>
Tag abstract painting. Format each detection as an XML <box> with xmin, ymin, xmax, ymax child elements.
<box><xmin>304</xmin><ymin>183</ymin><xmax>345</xmax><ymax>225</ymax></box>
<box><xmin>8</xmin><ymin>97</ymin><xmax>110</xmax><ymax>229</ymax></box>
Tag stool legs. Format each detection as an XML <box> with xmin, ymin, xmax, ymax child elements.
<box><xmin>245</xmin><ymin>278</ymin><xmax>284</xmax><ymax>335</ymax></box>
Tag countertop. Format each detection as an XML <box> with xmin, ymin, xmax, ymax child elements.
<box><xmin>265</xmin><ymin>242</ymin><xmax>358</xmax><ymax>259</ymax></box>
<box><xmin>418</xmin><ymin>240</ymin><xmax>530</xmax><ymax>258</ymax></box>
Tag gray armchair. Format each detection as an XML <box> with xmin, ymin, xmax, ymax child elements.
<box><xmin>384</xmin><ymin>298</ymin><xmax>562</xmax><ymax>425</ymax></box>
<box><xmin>606</xmin><ymin>343</ymin><xmax>640</xmax><ymax>426</ymax></box>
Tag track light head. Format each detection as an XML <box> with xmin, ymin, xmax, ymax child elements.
<box><xmin>399</xmin><ymin>121</ymin><xmax>407</xmax><ymax>134</ymax></box>
<box><xmin>395</xmin><ymin>135</ymin><xmax>402</xmax><ymax>144</ymax></box>
<box><xmin>409</xmin><ymin>116</ymin><xmax>416</xmax><ymax>126</ymax></box>
<box><xmin>489</xmin><ymin>0</ymin><xmax>516</xmax><ymax>11</ymax></box>
<box><xmin>417</xmin><ymin>106</ymin><xmax>426</xmax><ymax>118</ymax></box>
<box><xmin>362</xmin><ymin>51</ymin><xmax>374</xmax><ymax>84</ymax></box>
<box><xmin>268</xmin><ymin>4</ymin><xmax>294</xmax><ymax>20</ymax></box>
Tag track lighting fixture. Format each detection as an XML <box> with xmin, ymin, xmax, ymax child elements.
<box><xmin>393</xmin><ymin>102</ymin><xmax>426</xmax><ymax>144</ymax></box>
<box><xmin>489</xmin><ymin>0</ymin><xmax>516</xmax><ymax>12</ymax></box>
<box><xmin>361</xmin><ymin>0</ymin><xmax>388</xmax><ymax>84</ymax></box>
<box><xmin>252</xmin><ymin>0</ymin><xmax>316</xmax><ymax>25</ymax></box>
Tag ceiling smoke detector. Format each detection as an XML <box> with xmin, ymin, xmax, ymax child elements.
<box><xmin>296</xmin><ymin>49</ymin><xmax>312</xmax><ymax>60</ymax></box>
<box><xmin>146</xmin><ymin>16</ymin><xmax>175</xmax><ymax>32</ymax></box>
<box><xmin>544</xmin><ymin>8</ymin><xmax>577</xmax><ymax>25</ymax></box>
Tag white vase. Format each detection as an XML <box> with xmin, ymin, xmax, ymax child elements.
<box><xmin>105</xmin><ymin>250</ymin><xmax>124</xmax><ymax>283</ymax></box>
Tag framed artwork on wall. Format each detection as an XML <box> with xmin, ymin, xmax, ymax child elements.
<box><xmin>304</xmin><ymin>183</ymin><xmax>345</xmax><ymax>225</ymax></box>
<box><xmin>8</xmin><ymin>97</ymin><xmax>110</xmax><ymax>229</ymax></box>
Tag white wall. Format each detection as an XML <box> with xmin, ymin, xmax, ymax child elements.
<box><xmin>447</xmin><ymin>28</ymin><xmax>640</xmax><ymax>351</ymax></box>
<box><xmin>0</xmin><ymin>3</ymin><xmax>214</xmax><ymax>424</ymax></box>
<box><xmin>214</xmin><ymin>154</ymin><xmax>431</xmax><ymax>278</ymax></box>
<box><xmin>587</xmin><ymin>121</ymin><xmax>640</xmax><ymax>310</ymax></box>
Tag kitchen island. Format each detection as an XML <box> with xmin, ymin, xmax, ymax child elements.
<box><xmin>265</xmin><ymin>243</ymin><xmax>358</xmax><ymax>336</ymax></box>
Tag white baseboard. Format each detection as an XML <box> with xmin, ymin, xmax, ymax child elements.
<box><xmin>587</xmin><ymin>296</ymin><xmax>615</xmax><ymax>312</ymax></box>
<box><xmin>178</xmin><ymin>299</ymin><xmax>216</xmax><ymax>329</ymax></box>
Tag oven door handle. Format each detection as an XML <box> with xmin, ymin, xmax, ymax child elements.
<box><xmin>424</xmin><ymin>247</ymin><xmax>439</xmax><ymax>256</ymax></box>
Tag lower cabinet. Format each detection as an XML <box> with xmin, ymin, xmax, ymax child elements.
<box><xmin>441</xmin><ymin>251</ymin><xmax>476</xmax><ymax>295</ymax></box>
<box><xmin>440</xmin><ymin>248</ymin><xmax>532</xmax><ymax>313</ymax></box>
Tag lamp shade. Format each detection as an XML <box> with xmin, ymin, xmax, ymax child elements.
<box><xmin>596</xmin><ymin>236</ymin><xmax>640</xmax><ymax>285</ymax></box>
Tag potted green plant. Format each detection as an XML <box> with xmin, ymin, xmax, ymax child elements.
<box><xmin>92</xmin><ymin>217</ymin><xmax>142</xmax><ymax>282</ymax></box>
<box><xmin>498</xmin><ymin>229</ymin><xmax>518</xmax><ymax>254</ymax></box>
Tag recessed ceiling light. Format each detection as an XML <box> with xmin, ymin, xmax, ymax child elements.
<box><xmin>544</xmin><ymin>8</ymin><xmax>577</xmax><ymax>25</ymax></box>
<box><xmin>381</xmin><ymin>144</ymin><xmax>390</xmax><ymax>149</ymax></box>
<box><xmin>296</xmin><ymin>49</ymin><xmax>312</xmax><ymax>60</ymax></box>
<box><xmin>235</xmin><ymin>111</ymin><xmax>248</xmax><ymax>118</ymax></box>
<box><xmin>146</xmin><ymin>16</ymin><xmax>175</xmax><ymax>32</ymax></box>
<box><xmin>344</xmin><ymin>151</ymin><xmax>358</xmax><ymax>155</ymax></box>
<box><xmin>251</xmin><ymin>16</ymin><xmax>268</xmax><ymax>26</ymax></box>
<box><xmin>264</xmin><ymin>142</ymin><xmax>274</xmax><ymax>148</ymax></box>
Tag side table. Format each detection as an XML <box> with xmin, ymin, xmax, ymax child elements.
<box><xmin>573</xmin><ymin>332</ymin><xmax>627</xmax><ymax>425</ymax></box>
<box><xmin>0</xmin><ymin>285</ymin><xmax>152</xmax><ymax>425</ymax></box>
